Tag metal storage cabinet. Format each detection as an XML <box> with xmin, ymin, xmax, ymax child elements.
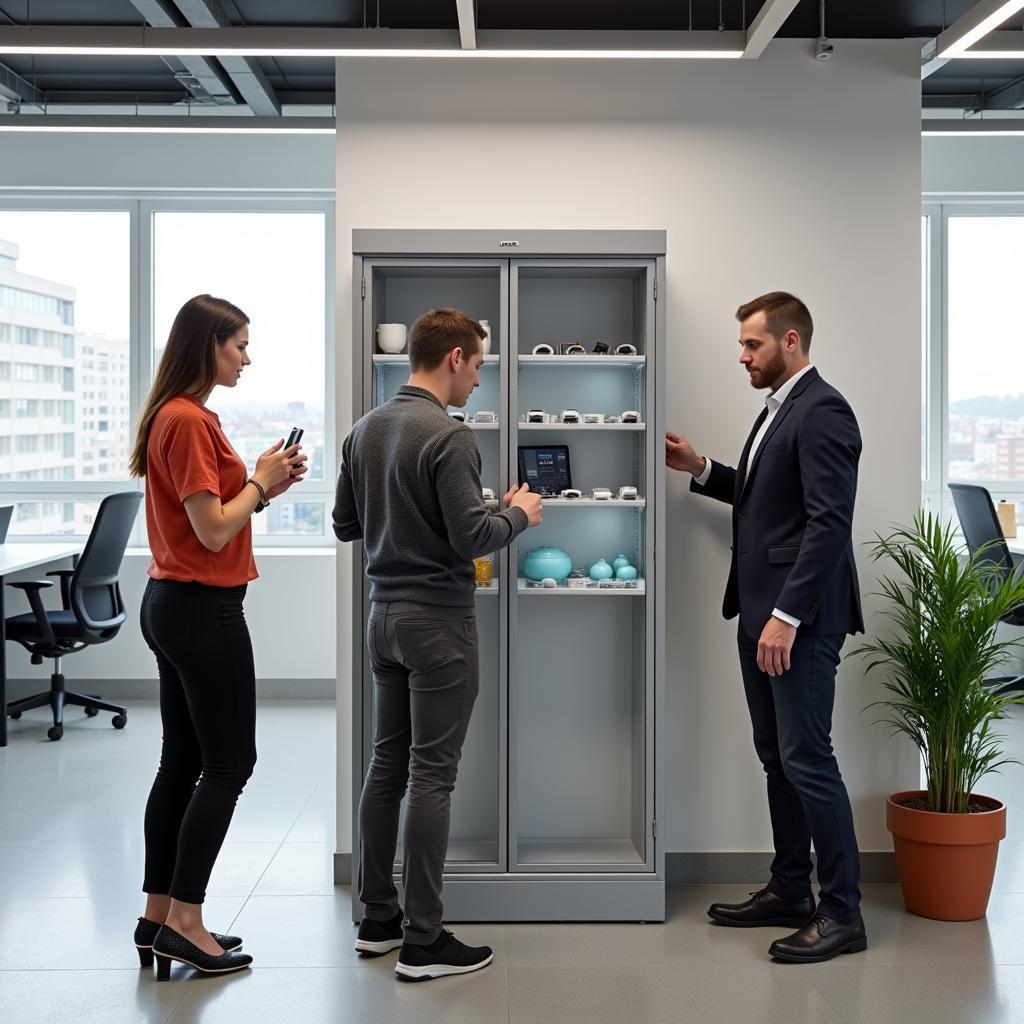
<box><xmin>350</xmin><ymin>230</ymin><xmax>665</xmax><ymax>921</ymax></box>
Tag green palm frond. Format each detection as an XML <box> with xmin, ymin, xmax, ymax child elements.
<box><xmin>852</xmin><ymin>510</ymin><xmax>1024</xmax><ymax>814</ymax></box>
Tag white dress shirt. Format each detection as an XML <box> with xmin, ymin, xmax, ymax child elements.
<box><xmin>693</xmin><ymin>364</ymin><xmax>814</xmax><ymax>629</ymax></box>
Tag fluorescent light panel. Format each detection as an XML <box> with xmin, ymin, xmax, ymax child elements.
<box><xmin>936</xmin><ymin>0</ymin><xmax>1024</xmax><ymax>57</ymax></box>
<box><xmin>0</xmin><ymin>116</ymin><xmax>335</xmax><ymax>134</ymax></box>
<box><xmin>0</xmin><ymin>26</ymin><xmax>744</xmax><ymax>59</ymax></box>
<box><xmin>921</xmin><ymin>118</ymin><xmax>1024</xmax><ymax>135</ymax></box>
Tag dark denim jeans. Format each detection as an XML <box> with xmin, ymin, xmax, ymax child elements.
<box><xmin>737</xmin><ymin>623</ymin><xmax>861</xmax><ymax>923</ymax></box>
<box><xmin>358</xmin><ymin>600</ymin><xmax>479</xmax><ymax>945</ymax></box>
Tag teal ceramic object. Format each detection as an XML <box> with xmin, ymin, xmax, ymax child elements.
<box><xmin>589</xmin><ymin>558</ymin><xmax>614</xmax><ymax>581</ymax></box>
<box><xmin>523</xmin><ymin>547</ymin><xmax>572</xmax><ymax>582</ymax></box>
<box><xmin>612</xmin><ymin>554</ymin><xmax>631</xmax><ymax>571</ymax></box>
<box><xmin>615</xmin><ymin>564</ymin><xmax>638</xmax><ymax>581</ymax></box>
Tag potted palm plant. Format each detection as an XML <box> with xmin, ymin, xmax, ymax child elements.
<box><xmin>855</xmin><ymin>510</ymin><xmax>1024</xmax><ymax>921</ymax></box>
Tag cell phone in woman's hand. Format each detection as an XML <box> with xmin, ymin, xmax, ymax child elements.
<box><xmin>285</xmin><ymin>427</ymin><xmax>304</xmax><ymax>476</ymax></box>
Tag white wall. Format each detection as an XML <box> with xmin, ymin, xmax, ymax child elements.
<box><xmin>923</xmin><ymin>136</ymin><xmax>1024</xmax><ymax>194</ymax></box>
<box><xmin>335</xmin><ymin>40</ymin><xmax>924</xmax><ymax>855</ymax></box>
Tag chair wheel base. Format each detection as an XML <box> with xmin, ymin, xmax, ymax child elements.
<box><xmin>47</xmin><ymin>725</ymin><xmax>63</xmax><ymax>741</ymax></box>
<box><xmin>112</xmin><ymin>714</ymin><xmax>127</xmax><ymax>729</ymax></box>
<box><xmin>9</xmin><ymin>710</ymin><xmax>21</xmax><ymax>720</ymax></box>
<box><xmin>84</xmin><ymin>706</ymin><xmax>99</xmax><ymax>717</ymax></box>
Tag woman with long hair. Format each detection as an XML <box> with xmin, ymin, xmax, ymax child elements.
<box><xmin>129</xmin><ymin>294</ymin><xmax>306</xmax><ymax>979</ymax></box>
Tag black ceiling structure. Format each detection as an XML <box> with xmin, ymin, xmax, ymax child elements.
<box><xmin>0</xmin><ymin>1</ymin><xmax>1021</xmax><ymax>118</ymax></box>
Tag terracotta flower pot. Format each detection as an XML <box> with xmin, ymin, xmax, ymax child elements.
<box><xmin>886</xmin><ymin>789</ymin><xmax>1006</xmax><ymax>921</ymax></box>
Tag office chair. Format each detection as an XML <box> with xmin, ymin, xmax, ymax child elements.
<box><xmin>4</xmin><ymin>491</ymin><xmax>142</xmax><ymax>741</ymax></box>
<box><xmin>949</xmin><ymin>482</ymin><xmax>1024</xmax><ymax>697</ymax></box>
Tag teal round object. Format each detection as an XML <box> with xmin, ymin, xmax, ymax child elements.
<box><xmin>589</xmin><ymin>558</ymin><xmax>614</xmax><ymax>581</ymax></box>
<box><xmin>615</xmin><ymin>564</ymin><xmax>638</xmax><ymax>581</ymax></box>
<box><xmin>522</xmin><ymin>547</ymin><xmax>572</xmax><ymax>582</ymax></box>
<box><xmin>612</xmin><ymin>553</ymin><xmax>631</xmax><ymax>571</ymax></box>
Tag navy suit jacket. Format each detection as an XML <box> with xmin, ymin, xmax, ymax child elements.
<box><xmin>690</xmin><ymin>367</ymin><xmax>865</xmax><ymax>640</ymax></box>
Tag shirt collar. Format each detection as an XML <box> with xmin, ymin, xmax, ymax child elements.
<box><xmin>398</xmin><ymin>384</ymin><xmax>444</xmax><ymax>410</ymax></box>
<box><xmin>766</xmin><ymin>364</ymin><xmax>814</xmax><ymax>410</ymax></box>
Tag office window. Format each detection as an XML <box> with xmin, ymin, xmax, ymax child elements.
<box><xmin>0</xmin><ymin>210</ymin><xmax>130</xmax><ymax>482</ymax></box>
<box><xmin>947</xmin><ymin>216</ymin><xmax>1024</xmax><ymax>482</ymax></box>
<box><xmin>0</xmin><ymin>361</ymin><xmax>9</xmax><ymax>381</ymax></box>
<box><xmin>0</xmin><ymin>437</ymin><xmax>9</xmax><ymax>455</ymax></box>
<box><xmin>154</xmin><ymin>209</ymin><xmax>329</xmax><ymax>536</ymax></box>
<box><xmin>16</xmin><ymin>435</ymin><xmax>39</xmax><ymax>453</ymax></box>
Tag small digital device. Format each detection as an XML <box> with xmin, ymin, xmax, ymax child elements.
<box><xmin>582</xmin><ymin>412</ymin><xmax>604</xmax><ymax>424</ymax></box>
<box><xmin>591</xmin><ymin>487</ymin><xmax>612</xmax><ymax>500</ymax></box>
<box><xmin>531</xmin><ymin>343</ymin><xmax>555</xmax><ymax>355</ymax></box>
<box><xmin>284</xmin><ymin>426</ymin><xmax>303</xmax><ymax>450</ymax></box>
<box><xmin>559</xmin><ymin>488</ymin><xmax>582</xmax><ymax>500</ymax></box>
<box><xmin>615</xmin><ymin>343</ymin><xmax>638</xmax><ymax>356</ymax></box>
<box><xmin>0</xmin><ymin>504</ymin><xmax>12</xmax><ymax>544</ymax></box>
<box><xmin>518</xmin><ymin>443</ymin><xmax>572</xmax><ymax>497</ymax></box>
<box><xmin>474</xmin><ymin>410</ymin><xmax>497</xmax><ymax>423</ymax></box>
<box><xmin>560</xmin><ymin>343</ymin><xmax>586</xmax><ymax>355</ymax></box>
<box><xmin>621</xmin><ymin>410</ymin><xmax>641</xmax><ymax>423</ymax></box>
<box><xmin>592</xmin><ymin>342</ymin><xmax>610</xmax><ymax>354</ymax></box>
<box><xmin>605</xmin><ymin>414</ymin><xmax>622</xmax><ymax>424</ymax></box>
<box><xmin>618</xmin><ymin>485</ymin><xmax>639</xmax><ymax>500</ymax></box>
<box><xmin>449</xmin><ymin>410</ymin><xmax>467</xmax><ymax>422</ymax></box>
<box><xmin>526</xmin><ymin>409</ymin><xmax>546</xmax><ymax>423</ymax></box>
<box><xmin>559</xmin><ymin>409</ymin><xmax>581</xmax><ymax>424</ymax></box>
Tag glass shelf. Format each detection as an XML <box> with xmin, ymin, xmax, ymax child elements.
<box><xmin>539</xmin><ymin>497</ymin><xmax>646</xmax><ymax>508</ymax></box>
<box><xmin>518</xmin><ymin>355</ymin><xmax>645</xmax><ymax>367</ymax></box>
<box><xmin>517</xmin><ymin>578</ymin><xmax>646</xmax><ymax>596</ymax></box>
<box><xmin>518</xmin><ymin>422</ymin><xmax>645</xmax><ymax>431</ymax></box>
<box><xmin>373</xmin><ymin>354</ymin><xmax>500</xmax><ymax>364</ymax></box>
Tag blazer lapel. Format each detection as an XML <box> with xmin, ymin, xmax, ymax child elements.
<box><xmin>734</xmin><ymin>406</ymin><xmax>768</xmax><ymax>501</ymax></box>
<box><xmin>739</xmin><ymin>367</ymin><xmax>820</xmax><ymax>499</ymax></box>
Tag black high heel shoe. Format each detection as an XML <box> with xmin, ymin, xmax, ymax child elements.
<box><xmin>134</xmin><ymin>917</ymin><xmax>243</xmax><ymax>967</ymax></box>
<box><xmin>152</xmin><ymin>925</ymin><xmax>253</xmax><ymax>979</ymax></box>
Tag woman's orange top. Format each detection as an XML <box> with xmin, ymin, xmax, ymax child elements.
<box><xmin>145</xmin><ymin>395</ymin><xmax>258</xmax><ymax>587</ymax></box>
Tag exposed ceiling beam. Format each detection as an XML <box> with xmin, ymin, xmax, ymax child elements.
<box><xmin>0</xmin><ymin>59</ymin><xmax>43</xmax><ymax>107</ymax></box>
<box><xmin>0</xmin><ymin>114</ymin><xmax>333</xmax><ymax>133</ymax></box>
<box><xmin>0</xmin><ymin>26</ymin><xmax>746</xmax><ymax>60</ymax></box>
<box><xmin>126</xmin><ymin>0</ymin><xmax>236</xmax><ymax>105</ymax></box>
<box><xmin>455</xmin><ymin>0</ymin><xmax>476</xmax><ymax>50</ymax></box>
<box><xmin>920</xmin><ymin>38</ymin><xmax>950</xmax><ymax>80</ymax></box>
<box><xmin>935</xmin><ymin>0</ymin><xmax>1024</xmax><ymax>58</ymax></box>
<box><xmin>987</xmin><ymin>72</ymin><xmax>1024</xmax><ymax>109</ymax></box>
<box><xmin>172</xmin><ymin>0</ymin><xmax>281</xmax><ymax>116</ymax></box>
<box><xmin>742</xmin><ymin>0</ymin><xmax>801</xmax><ymax>59</ymax></box>
<box><xmin>922</xmin><ymin>117</ymin><xmax>1024</xmax><ymax>135</ymax></box>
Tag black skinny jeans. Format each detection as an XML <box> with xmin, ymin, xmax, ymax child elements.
<box><xmin>140</xmin><ymin>578</ymin><xmax>257</xmax><ymax>905</ymax></box>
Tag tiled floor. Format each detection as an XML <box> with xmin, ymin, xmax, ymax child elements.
<box><xmin>2</xmin><ymin>700</ymin><xmax>1024</xmax><ymax>1023</ymax></box>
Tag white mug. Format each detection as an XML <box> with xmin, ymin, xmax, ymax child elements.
<box><xmin>377</xmin><ymin>323</ymin><xmax>407</xmax><ymax>354</ymax></box>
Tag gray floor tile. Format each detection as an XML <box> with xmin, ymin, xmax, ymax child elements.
<box><xmin>0</xmin><ymin>894</ymin><xmax>247</xmax><ymax>970</ymax></box>
<box><xmin>252</xmin><ymin>842</ymin><xmax>336</xmax><ymax>896</ymax></box>
<box><xmin>995</xmin><ymin>841</ymin><xmax>1024</xmax><ymax>894</ymax></box>
<box><xmin>0</xmin><ymin>969</ymin><xmax>186</xmax><ymax>1024</ymax></box>
<box><xmin>285</xmin><ymin>801</ymin><xmax>336</xmax><ymax>844</ymax></box>
<box><xmin>508</xmin><ymin>963</ymin><xmax>843</xmax><ymax>1024</ymax></box>
<box><xmin>0</xmin><ymin>802</ymin><xmax>91</xmax><ymax>844</ymax></box>
<box><xmin>166</xmin><ymin>964</ymin><xmax>510</xmax><ymax>1024</ymax></box>
<box><xmin>221</xmin><ymin>801</ymin><xmax>305</xmax><ymax>845</ymax></box>
<box><xmin>805</xmin><ymin>964</ymin><xmax>1024</xmax><ymax>1024</ymax></box>
<box><xmin>205</xmin><ymin>843</ymin><xmax>282</xmax><ymax>898</ymax></box>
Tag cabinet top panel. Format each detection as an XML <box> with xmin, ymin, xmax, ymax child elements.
<box><xmin>353</xmin><ymin>229</ymin><xmax>666</xmax><ymax>258</ymax></box>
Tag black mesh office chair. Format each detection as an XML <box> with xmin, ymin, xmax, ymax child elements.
<box><xmin>949</xmin><ymin>482</ymin><xmax>1024</xmax><ymax>696</ymax></box>
<box><xmin>4</xmin><ymin>491</ymin><xmax>142</xmax><ymax>741</ymax></box>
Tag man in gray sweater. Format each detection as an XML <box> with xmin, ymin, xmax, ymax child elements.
<box><xmin>334</xmin><ymin>307</ymin><xmax>541</xmax><ymax>981</ymax></box>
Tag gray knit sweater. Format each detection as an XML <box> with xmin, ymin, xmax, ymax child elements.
<box><xmin>333</xmin><ymin>385</ymin><xmax>528</xmax><ymax>607</ymax></box>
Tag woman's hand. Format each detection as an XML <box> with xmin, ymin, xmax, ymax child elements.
<box><xmin>253</xmin><ymin>439</ymin><xmax>304</xmax><ymax>491</ymax></box>
<box><xmin>266</xmin><ymin>452</ymin><xmax>308</xmax><ymax>499</ymax></box>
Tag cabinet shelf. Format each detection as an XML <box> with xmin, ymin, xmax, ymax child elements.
<box><xmin>516</xmin><ymin>838</ymin><xmax>645</xmax><ymax>867</ymax></box>
<box><xmin>519</xmin><ymin>355</ymin><xmax>645</xmax><ymax>367</ymax></box>
<box><xmin>540</xmin><ymin>497</ymin><xmax>646</xmax><ymax>508</ymax></box>
<box><xmin>518</xmin><ymin>422</ymin><xmax>645</xmax><ymax>432</ymax></box>
<box><xmin>517</xmin><ymin>578</ymin><xmax>646</xmax><ymax>596</ymax></box>
<box><xmin>374</xmin><ymin>354</ymin><xmax>500</xmax><ymax>364</ymax></box>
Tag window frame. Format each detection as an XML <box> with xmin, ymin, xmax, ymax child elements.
<box><xmin>0</xmin><ymin>190</ymin><xmax>335</xmax><ymax>547</ymax></box>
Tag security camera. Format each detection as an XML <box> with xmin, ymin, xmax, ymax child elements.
<box><xmin>815</xmin><ymin>39</ymin><xmax>834</xmax><ymax>61</ymax></box>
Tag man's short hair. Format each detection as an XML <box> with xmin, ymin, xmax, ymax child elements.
<box><xmin>735</xmin><ymin>291</ymin><xmax>813</xmax><ymax>354</ymax></box>
<box><xmin>408</xmin><ymin>307</ymin><xmax>485</xmax><ymax>372</ymax></box>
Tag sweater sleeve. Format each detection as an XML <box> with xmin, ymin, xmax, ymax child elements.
<box><xmin>431</xmin><ymin>427</ymin><xmax>528</xmax><ymax>560</ymax></box>
<box><xmin>332</xmin><ymin>433</ymin><xmax>363</xmax><ymax>542</ymax></box>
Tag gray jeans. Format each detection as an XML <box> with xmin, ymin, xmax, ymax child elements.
<box><xmin>358</xmin><ymin>600</ymin><xmax>479</xmax><ymax>945</ymax></box>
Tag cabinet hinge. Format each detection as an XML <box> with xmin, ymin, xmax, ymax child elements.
<box><xmin>653</xmin><ymin>275</ymin><xmax>657</xmax><ymax>300</ymax></box>
<box><xmin>361</xmin><ymin>276</ymin><xmax>366</xmax><ymax>299</ymax></box>
<box><xmin>651</xmin><ymin>818</ymin><xmax>657</xmax><ymax>838</ymax></box>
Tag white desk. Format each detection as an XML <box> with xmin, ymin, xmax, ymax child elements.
<box><xmin>0</xmin><ymin>543</ymin><xmax>85</xmax><ymax>746</ymax></box>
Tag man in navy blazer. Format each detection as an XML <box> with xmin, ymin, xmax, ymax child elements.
<box><xmin>666</xmin><ymin>292</ymin><xmax>866</xmax><ymax>963</ymax></box>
